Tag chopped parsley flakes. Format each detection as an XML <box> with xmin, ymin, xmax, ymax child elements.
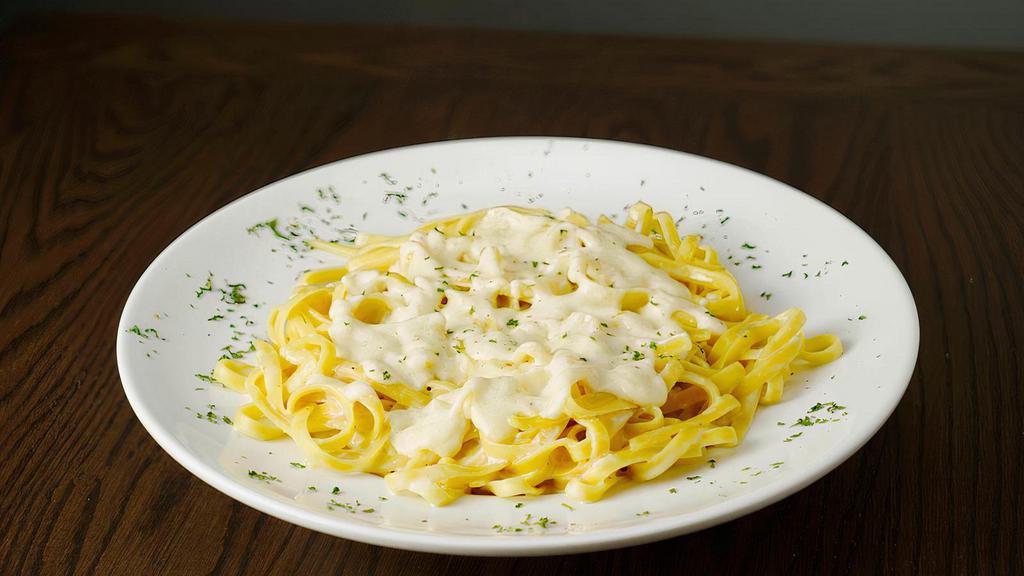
<box><xmin>247</xmin><ymin>219</ymin><xmax>289</xmax><ymax>240</ymax></box>
<box><xmin>195</xmin><ymin>273</ymin><xmax>214</xmax><ymax>298</ymax></box>
<box><xmin>221</xmin><ymin>282</ymin><xmax>247</xmax><ymax>305</ymax></box>
<box><xmin>247</xmin><ymin>470</ymin><xmax>280</xmax><ymax>483</ymax></box>
<box><xmin>384</xmin><ymin>192</ymin><xmax>408</xmax><ymax>204</ymax></box>
<box><xmin>127</xmin><ymin>325</ymin><xmax>164</xmax><ymax>341</ymax></box>
<box><xmin>219</xmin><ymin>342</ymin><xmax>255</xmax><ymax>360</ymax></box>
<box><xmin>809</xmin><ymin>401</ymin><xmax>847</xmax><ymax>414</ymax></box>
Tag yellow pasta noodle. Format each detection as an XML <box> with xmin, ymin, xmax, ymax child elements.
<box><xmin>215</xmin><ymin>202</ymin><xmax>841</xmax><ymax>505</ymax></box>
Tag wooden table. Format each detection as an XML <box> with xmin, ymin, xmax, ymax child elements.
<box><xmin>1</xmin><ymin>13</ymin><xmax>1022</xmax><ymax>575</ymax></box>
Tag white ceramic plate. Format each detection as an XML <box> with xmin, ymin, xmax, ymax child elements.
<box><xmin>117</xmin><ymin>137</ymin><xmax>918</xmax><ymax>556</ymax></box>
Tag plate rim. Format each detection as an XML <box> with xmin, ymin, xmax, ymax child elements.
<box><xmin>117</xmin><ymin>136</ymin><xmax>920</xmax><ymax>556</ymax></box>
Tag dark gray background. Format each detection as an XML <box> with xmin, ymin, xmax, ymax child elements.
<box><xmin>2</xmin><ymin>0</ymin><xmax>1023</xmax><ymax>48</ymax></box>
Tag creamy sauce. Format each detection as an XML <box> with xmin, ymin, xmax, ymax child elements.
<box><xmin>328</xmin><ymin>208</ymin><xmax>724</xmax><ymax>458</ymax></box>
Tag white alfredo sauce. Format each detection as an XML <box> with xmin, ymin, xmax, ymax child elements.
<box><xmin>327</xmin><ymin>208</ymin><xmax>723</xmax><ymax>458</ymax></box>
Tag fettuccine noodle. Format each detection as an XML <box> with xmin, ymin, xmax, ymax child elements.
<box><xmin>215</xmin><ymin>202</ymin><xmax>842</xmax><ymax>505</ymax></box>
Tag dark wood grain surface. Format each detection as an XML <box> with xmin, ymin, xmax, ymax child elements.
<box><xmin>1</xmin><ymin>13</ymin><xmax>1022</xmax><ymax>575</ymax></box>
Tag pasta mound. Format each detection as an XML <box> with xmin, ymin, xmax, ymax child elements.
<box><xmin>214</xmin><ymin>202</ymin><xmax>842</xmax><ymax>505</ymax></box>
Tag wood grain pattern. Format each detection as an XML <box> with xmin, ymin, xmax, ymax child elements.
<box><xmin>1</xmin><ymin>13</ymin><xmax>1022</xmax><ymax>575</ymax></box>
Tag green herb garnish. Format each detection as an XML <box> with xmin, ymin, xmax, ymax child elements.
<box><xmin>809</xmin><ymin>401</ymin><xmax>846</xmax><ymax>414</ymax></box>
<box><xmin>248</xmin><ymin>470</ymin><xmax>280</xmax><ymax>483</ymax></box>
<box><xmin>247</xmin><ymin>219</ymin><xmax>289</xmax><ymax>240</ymax></box>
<box><xmin>221</xmin><ymin>282</ymin><xmax>247</xmax><ymax>304</ymax></box>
